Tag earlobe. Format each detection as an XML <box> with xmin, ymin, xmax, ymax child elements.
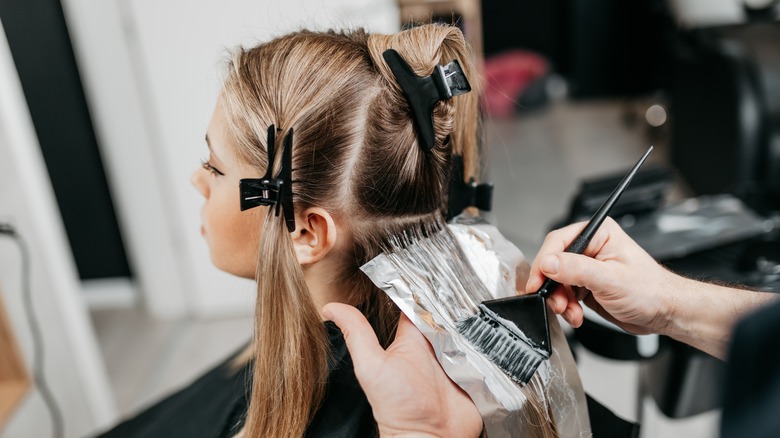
<box><xmin>292</xmin><ymin>208</ymin><xmax>338</xmax><ymax>265</ymax></box>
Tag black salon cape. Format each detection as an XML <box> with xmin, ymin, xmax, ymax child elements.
<box><xmin>721</xmin><ymin>299</ymin><xmax>780</xmax><ymax>438</ymax></box>
<box><xmin>94</xmin><ymin>319</ymin><xmax>641</xmax><ymax>438</ymax></box>
<box><xmin>94</xmin><ymin>321</ymin><xmax>375</xmax><ymax>438</ymax></box>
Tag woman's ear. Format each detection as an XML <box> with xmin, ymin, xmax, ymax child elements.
<box><xmin>291</xmin><ymin>207</ymin><xmax>338</xmax><ymax>266</ymax></box>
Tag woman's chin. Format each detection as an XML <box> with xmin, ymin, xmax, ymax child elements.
<box><xmin>210</xmin><ymin>256</ymin><xmax>254</xmax><ymax>279</ymax></box>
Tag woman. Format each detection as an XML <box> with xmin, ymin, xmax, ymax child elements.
<box><xmin>100</xmin><ymin>23</ymin><xmax>484</xmax><ymax>437</ymax></box>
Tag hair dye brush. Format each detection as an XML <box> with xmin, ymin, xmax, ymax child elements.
<box><xmin>457</xmin><ymin>146</ymin><xmax>654</xmax><ymax>384</ymax></box>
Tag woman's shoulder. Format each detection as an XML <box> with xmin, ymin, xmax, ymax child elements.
<box><xmin>304</xmin><ymin>321</ymin><xmax>377</xmax><ymax>437</ymax></box>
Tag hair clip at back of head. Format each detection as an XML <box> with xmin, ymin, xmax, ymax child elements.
<box><xmin>382</xmin><ymin>49</ymin><xmax>471</xmax><ymax>151</ymax></box>
<box><xmin>239</xmin><ymin>125</ymin><xmax>296</xmax><ymax>232</ymax></box>
<box><xmin>447</xmin><ymin>155</ymin><xmax>493</xmax><ymax>220</ymax></box>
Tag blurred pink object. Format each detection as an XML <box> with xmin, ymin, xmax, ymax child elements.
<box><xmin>482</xmin><ymin>50</ymin><xmax>548</xmax><ymax>118</ymax></box>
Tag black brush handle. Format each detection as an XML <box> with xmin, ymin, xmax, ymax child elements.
<box><xmin>536</xmin><ymin>146</ymin><xmax>653</xmax><ymax>298</ymax></box>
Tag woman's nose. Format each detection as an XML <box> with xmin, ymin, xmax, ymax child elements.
<box><xmin>191</xmin><ymin>167</ymin><xmax>208</xmax><ymax>197</ymax></box>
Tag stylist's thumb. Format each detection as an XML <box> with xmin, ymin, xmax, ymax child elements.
<box><xmin>323</xmin><ymin>303</ymin><xmax>384</xmax><ymax>373</ymax></box>
<box><xmin>539</xmin><ymin>253</ymin><xmax>610</xmax><ymax>292</ymax></box>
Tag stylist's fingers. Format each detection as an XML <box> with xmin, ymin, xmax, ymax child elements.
<box><xmin>564</xmin><ymin>295</ymin><xmax>585</xmax><ymax>328</ymax></box>
<box><xmin>557</xmin><ymin>284</ymin><xmax>576</xmax><ymax>313</ymax></box>
<box><xmin>548</xmin><ymin>286</ymin><xmax>585</xmax><ymax>327</ymax></box>
<box><xmin>394</xmin><ymin>312</ymin><xmax>433</xmax><ymax>352</ymax></box>
<box><xmin>548</xmin><ymin>288</ymin><xmax>569</xmax><ymax>314</ymax></box>
<box><xmin>323</xmin><ymin>303</ymin><xmax>384</xmax><ymax>372</ymax></box>
<box><xmin>527</xmin><ymin>224</ymin><xmax>581</xmax><ymax>292</ymax></box>
<box><xmin>538</xmin><ymin>252</ymin><xmax>613</xmax><ymax>295</ymax></box>
<box><xmin>527</xmin><ymin>218</ymin><xmax>624</xmax><ymax>293</ymax></box>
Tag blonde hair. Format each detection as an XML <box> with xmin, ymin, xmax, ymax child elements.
<box><xmin>220</xmin><ymin>24</ymin><xmax>554</xmax><ymax>437</ymax></box>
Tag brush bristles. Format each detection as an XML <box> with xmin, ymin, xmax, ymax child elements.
<box><xmin>457</xmin><ymin>311</ymin><xmax>550</xmax><ymax>384</ymax></box>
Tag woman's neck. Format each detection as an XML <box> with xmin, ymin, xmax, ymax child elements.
<box><xmin>302</xmin><ymin>256</ymin><xmax>349</xmax><ymax>320</ymax></box>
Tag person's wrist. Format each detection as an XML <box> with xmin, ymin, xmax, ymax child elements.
<box><xmin>649</xmin><ymin>267</ymin><xmax>684</xmax><ymax>337</ymax></box>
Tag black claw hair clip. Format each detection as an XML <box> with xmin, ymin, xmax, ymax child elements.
<box><xmin>382</xmin><ymin>49</ymin><xmax>472</xmax><ymax>151</ymax></box>
<box><xmin>447</xmin><ymin>155</ymin><xmax>493</xmax><ymax>220</ymax></box>
<box><xmin>239</xmin><ymin>125</ymin><xmax>296</xmax><ymax>232</ymax></box>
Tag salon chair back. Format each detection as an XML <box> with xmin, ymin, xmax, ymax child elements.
<box><xmin>670</xmin><ymin>24</ymin><xmax>780</xmax><ymax>209</ymax></box>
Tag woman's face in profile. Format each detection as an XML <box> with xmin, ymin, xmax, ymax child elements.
<box><xmin>191</xmin><ymin>98</ymin><xmax>265</xmax><ymax>278</ymax></box>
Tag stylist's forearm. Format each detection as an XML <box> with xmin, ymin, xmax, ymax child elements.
<box><xmin>661</xmin><ymin>275</ymin><xmax>779</xmax><ymax>360</ymax></box>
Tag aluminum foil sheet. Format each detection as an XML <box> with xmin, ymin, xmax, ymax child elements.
<box><xmin>361</xmin><ymin>215</ymin><xmax>591</xmax><ymax>437</ymax></box>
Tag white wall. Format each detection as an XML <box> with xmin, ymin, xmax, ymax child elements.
<box><xmin>60</xmin><ymin>0</ymin><xmax>190</xmax><ymax>319</ymax></box>
<box><xmin>63</xmin><ymin>0</ymin><xmax>399</xmax><ymax>318</ymax></box>
<box><xmin>0</xmin><ymin>22</ymin><xmax>116</xmax><ymax>438</ymax></box>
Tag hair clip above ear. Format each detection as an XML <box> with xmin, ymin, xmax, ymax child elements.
<box><xmin>382</xmin><ymin>49</ymin><xmax>471</xmax><ymax>151</ymax></box>
<box><xmin>239</xmin><ymin>125</ymin><xmax>296</xmax><ymax>232</ymax></box>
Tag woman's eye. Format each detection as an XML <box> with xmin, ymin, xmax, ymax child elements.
<box><xmin>201</xmin><ymin>159</ymin><xmax>225</xmax><ymax>176</ymax></box>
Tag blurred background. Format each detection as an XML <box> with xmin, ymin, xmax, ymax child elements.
<box><xmin>1</xmin><ymin>0</ymin><xmax>779</xmax><ymax>436</ymax></box>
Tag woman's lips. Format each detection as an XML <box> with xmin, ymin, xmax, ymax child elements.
<box><xmin>201</xmin><ymin>226</ymin><xmax>206</xmax><ymax>236</ymax></box>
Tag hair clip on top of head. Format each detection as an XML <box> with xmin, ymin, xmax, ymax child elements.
<box><xmin>382</xmin><ymin>49</ymin><xmax>471</xmax><ymax>151</ymax></box>
<box><xmin>239</xmin><ymin>125</ymin><xmax>296</xmax><ymax>232</ymax></box>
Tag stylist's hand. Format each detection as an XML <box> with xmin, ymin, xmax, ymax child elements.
<box><xmin>527</xmin><ymin>217</ymin><xmax>679</xmax><ymax>335</ymax></box>
<box><xmin>323</xmin><ymin>303</ymin><xmax>482</xmax><ymax>438</ymax></box>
